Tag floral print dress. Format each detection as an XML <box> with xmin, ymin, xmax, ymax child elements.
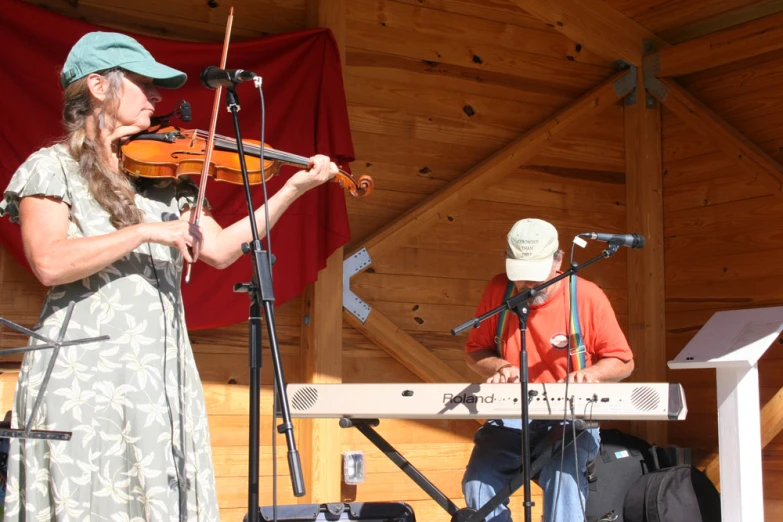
<box><xmin>0</xmin><ymin>144</ymin><xmax>219</xmax><ymax>521</ymax></box>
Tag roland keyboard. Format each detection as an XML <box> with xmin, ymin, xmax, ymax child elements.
<box><xmin>286</xmin><ymin>382</ymin><xmax>687</xmax><ymax>421</ymax></box>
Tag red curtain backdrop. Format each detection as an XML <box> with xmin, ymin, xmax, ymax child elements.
<box><xmin>0</xmin><ymin>0</ymin><xmax>353</xmax><ymax>330</ymax></box>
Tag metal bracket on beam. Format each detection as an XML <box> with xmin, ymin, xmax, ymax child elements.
<box><xmin>343</xmin><ymin>248</ymin><xmax>372</xmax><ymax>323</ymax></box>
<box><xmin>642</xmin><ymin>46</ymin><xmax>668</xmax><ymax>104</ymax></box>
<box><xmin>613</xmin><ymin>64</ymin><xmax>638</xmax><ymax>105</ymax></box>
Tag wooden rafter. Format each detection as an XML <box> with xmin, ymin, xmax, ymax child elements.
<box><xmin>511</xmin><ymin>0</ymin><xmax>669</xmax><ymax>66</ymax></box>
<box><xmin>660</xmin><ymin>0</ymin><xmax>783</xmax><ymax>44</ymax></box>
<box><xmin>648</xmin><ymin>11</ymin><xmax>783</xmax><ymax>77</ymax></box>
<box><xmin>348</xmin><ymin>69</ymin><xmax>631</xmax><ymax>262</ymax></box>
<box><xmin>648</xmin><ymin>77</ymin><xmax>783</xmax><ymax>191</ymax></box>
<box><xmin>343</xmin><ymin>310</ymin><xmax>465</xmax><ymax>384</ymax></box>
<box><xmin>705</xmin><ymin>385</ymin><xmax>783</xmax><ymax>489</ymax></box>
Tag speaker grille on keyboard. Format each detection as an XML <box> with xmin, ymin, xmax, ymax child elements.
<box><xmin>630</xmin><ymin>386</ymin><xmax>660</xmax><ymax>411</ymax></box>
<box><xmin>290</xmin><ymin>386</ymin><xmax>319</xmax><ymax>412</ymax></box>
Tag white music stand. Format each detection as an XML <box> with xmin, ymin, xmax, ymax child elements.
<box><xmin>668</xmin><ymin>306</ymin><xmax>783</xmax><ymax>522</ymax></box>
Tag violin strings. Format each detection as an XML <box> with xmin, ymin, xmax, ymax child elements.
<box><xmin>193</xmin><ymin>130</ymin><xmax>309</xmax><ymax>167</ymax></box>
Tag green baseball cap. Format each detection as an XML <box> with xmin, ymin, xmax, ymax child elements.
<box><xmin>60</xmin><ymin>32</ymin><xmax>187</xmax><ymax>89</ymax></box>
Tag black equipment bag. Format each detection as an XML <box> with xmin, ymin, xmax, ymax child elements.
<box><xmin>585</xmin><ymin>429</ymin><xmax>661</xmax><ymax>522</ymax></box>
<box><xmin>245</xmin><ymin>502</ymin><xmax>416</xmax><ymax>521</ymax></box>
<box><xmin>623</xmin><ymin>465</ymin><xmax>721</xmax><ymax>522</ymax></box>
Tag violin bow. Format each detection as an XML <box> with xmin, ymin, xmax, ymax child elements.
<box><xmin>185</xmin><ymin>7</ymin><xmax>234</xmax><ymax>283</ymax></box>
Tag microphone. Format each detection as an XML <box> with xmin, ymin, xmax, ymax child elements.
<box><xmin>200</xmin><ymin>66</ymin><xmax>257</xmax><ymax>89</ymax></box>
<box><xmin>178</xmin><ymin>101</ymin><xmax>192</xmax><ymax>122</ymax></box>
<box><xmin>578</xmin><ymin>232</ymin><xmax>646</xmax><ymax>248</ymax></box>
<box><xmin>149</xmin><ymin>100</ymin><xmax>192</xmax><ymax>126</ymax></box>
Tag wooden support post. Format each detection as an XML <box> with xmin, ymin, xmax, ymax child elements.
<box><xmin>299</xmin><ymin>247</ymin><xmax>344</xmax><ymax>503</ymax></box>
<box><xmin>298</xmin><ymin>0</ymin><xmax>346</xmax><ymax>504</ymax></box>
<box><xmin>624</xmin><ymin>64</ymin><xmax>668</xmax><ymax>445</ymax></box>
<box><xmin>306</xmin><ymin>0</ymin><xmax>345</xmax><ymax>64</ymax></box>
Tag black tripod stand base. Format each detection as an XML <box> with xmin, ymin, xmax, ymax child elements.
<box><xmin>451</xmin><ymin>508</ymin><xmax>481</xmax><ymax>522</ymax></box>
<box><xmin>0</xmin><ymin>429</ymin><xmax>71</xmax><ymax>441</ymax></box>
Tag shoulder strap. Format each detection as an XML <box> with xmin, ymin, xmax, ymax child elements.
<box><xmin>494</xmin><ymin>279</ymin><xmax>517</xmax><ymax>358</ymax></box>
<box><xmin>568</xmin><ymin>275</ymin><xmax>587</xmax><ymax>371</ymax></box>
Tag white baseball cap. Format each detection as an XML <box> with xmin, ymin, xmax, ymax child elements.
<box><xmin>505</xmin><ymin>219</ymin><xmax>559</xmax><ymax>282</ymax></box>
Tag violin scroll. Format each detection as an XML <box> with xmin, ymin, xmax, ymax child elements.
<box><xmin>335</xmin><ymin>169</ymin><xmax>373</xmax><ymax>197</ymax></box>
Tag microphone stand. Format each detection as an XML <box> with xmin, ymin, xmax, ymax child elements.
<box><xmin>451</xmin><ymin>242</ymin><xmax>622</xmax><ymax>522</ymax></box>
<box><xmin>221</xmin><ymin>86</ymin><xmax>304</xmax><ymax>522</ymax></box>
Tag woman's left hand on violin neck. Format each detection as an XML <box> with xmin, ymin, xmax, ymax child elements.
<box><xmin>283</xmin><ymin>154</ymin><xmax>339</xmax><ymax>196</ymax></box>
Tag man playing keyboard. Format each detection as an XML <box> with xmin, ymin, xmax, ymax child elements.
<box><xmin>462</xmin><ymin>218</ymin><xmax>635</xmax><ymax>522</ymax></box>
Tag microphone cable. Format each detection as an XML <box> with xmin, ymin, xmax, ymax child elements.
<box><xmin>569</xmin><ymin>238</ymin><xmax>590</xmax><ymax>522</ymax></box>
<box><xmin>255</xmin><ymin>78</ymin><xmax>274</xmax><ymax>288</ymax></box>
<box><xmin>253</xmin><ymin>76</ymin><xmax>279</xmax><ymax>522</ymax></box>
<box><xmin>550</xmin><ymin>239</ymin><xmax>592</xmax><ymax>522</ymax></box>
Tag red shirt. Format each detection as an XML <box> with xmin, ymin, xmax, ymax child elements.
<box><xmin>465</xmin><ymin>273</ymin><xmax>633</xmax><ymax>383</ymax></box>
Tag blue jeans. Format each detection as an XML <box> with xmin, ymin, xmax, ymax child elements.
<box><xmin>462</xmin><ymin>419</ymin><xmax>601</xmax><ymax>522</ymax></box>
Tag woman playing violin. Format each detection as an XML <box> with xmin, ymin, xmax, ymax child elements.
<box><xmin>0</xmin><ymin>31</ymin><xmax>338</xmax><ymax>521</ymax></box>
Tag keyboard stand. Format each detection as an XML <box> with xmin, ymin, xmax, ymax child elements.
<box><xmin>339</xmin><ymin>418</ymin><xmax>597</xmax><ymax>522</ymax></box>
<box><xmin>340</xmin><ymin>418</ymin><xmax>461</xmax><ymax>516</ymax></box>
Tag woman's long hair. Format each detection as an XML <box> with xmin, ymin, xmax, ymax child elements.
<box><xmin>62</xmin><ymin>69</ymin><xmax>145</xmax><ymax>229</ymax></box>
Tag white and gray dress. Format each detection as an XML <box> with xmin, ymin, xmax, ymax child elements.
<box><xmin>0</xmin><ymin>144</ymin><xmax>219</xmax><ymax>521</ymax></box>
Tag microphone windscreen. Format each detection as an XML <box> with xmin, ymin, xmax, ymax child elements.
<box><xmin>634</xmin><ymin>234</ymin><xmax>646</xmax><ymax>248</ymax></box>
<box><xmin>179</xmin><ymin>101</ymin><xmax>192</xmax><ymax>122</ymax></box>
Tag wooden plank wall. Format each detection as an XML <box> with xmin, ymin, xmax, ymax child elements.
<box><xmin>663</xmin><ymin>53</ymin><xmax>783</xmax><ymax>519</ymax></box>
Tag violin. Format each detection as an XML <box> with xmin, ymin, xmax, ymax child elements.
<box><xmin>119</xmin><ymin>126</ymin><xmax>373</xmax><ymax>197</ymax></box>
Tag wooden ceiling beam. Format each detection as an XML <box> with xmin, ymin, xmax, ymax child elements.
<box><xmin>649</xmin><ymin>77</ymin><xmax>783</xmax><ymax>191</ymax></box>
<box><xmin>511</xmin><ymin>0</ymin><xmax>669</xmax><ymax>66</ymax></box>
<box><xmin>343</xmin><ymin>309</ymin><xmax>465</xmax><ymax>384</ymax></box>
<box><xmin>705</xmin><ymin>385</ymin><xmax>783</xmax><ymax>489</ymax></box>
<box><xmin>348</xmin><ymin>69</ymin><xmax>631</xmax><ymax>262</ymax></box>
<box><xmin>648</xmin><ymin>11</ymin><xmax>783</xmax><ymax>77</ymax></box>
<box><xmin>659</xmin><ymin>0</ymin><xmax>783</xmax><ymax>45</ymax></box>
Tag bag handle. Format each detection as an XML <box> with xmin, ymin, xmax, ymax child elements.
<box><xmin>650</xmin><ymin>444</ymin><xmax>661</xmax><ymax>471</ymax></box>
